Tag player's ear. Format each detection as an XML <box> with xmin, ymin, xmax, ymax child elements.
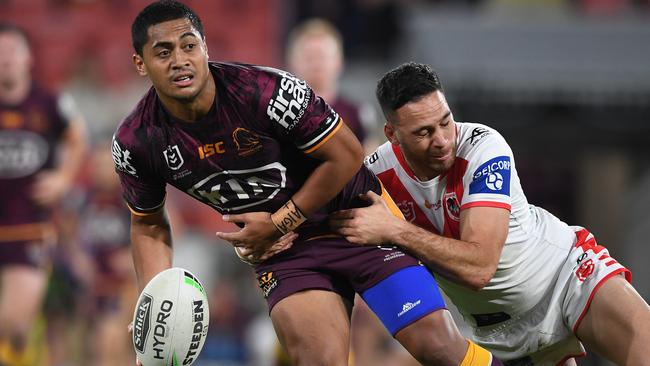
<box><xmin>384</xmin><ymin>123</ymin><xmax>399</xmax><ymax>145</ymax></box>
<box><xmin>133</xmin><ymin>53</ymin><xmax>148</xmax><ymax>76</ymax></box>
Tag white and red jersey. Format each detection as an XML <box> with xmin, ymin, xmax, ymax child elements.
<box><xmin>365</xmin><ymin>122</ymin><xmax>578</xmax><ymax>326</ymax></box>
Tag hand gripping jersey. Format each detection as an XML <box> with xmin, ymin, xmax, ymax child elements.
<box><xmin>366</xmin><ymin>122</ymin><xmax>631</xmax><ymax>363</ymax></box>
<box><xmin>112</xmin><ymin>62</ymin><xmax>380</xmax><ymax>239</ymax></box>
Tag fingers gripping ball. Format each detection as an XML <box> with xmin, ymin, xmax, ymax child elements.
<box><xmin>132</xmin><ymin>268</ymin><xmax>209</xmax><ymax>366</ymax></box>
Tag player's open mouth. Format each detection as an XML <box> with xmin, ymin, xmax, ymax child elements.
<box><xmin>172</xmin><ymin>74</ymin><xmax>194</xmax><ymax>87</ymax></box>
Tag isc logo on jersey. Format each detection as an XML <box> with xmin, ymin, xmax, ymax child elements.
<box><xmin>266</xmin><ymin>72</ymin><xmax>311</xmax><ymax>131</ymax></box>
<box><xmin>469</xmin><ymin>156</ymin><xmax>511</xmax><ymax>195</ymax></box>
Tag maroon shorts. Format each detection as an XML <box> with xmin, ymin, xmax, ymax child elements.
<box><xmin>254</xmin><ymin>236</ymin><xmax>420</xmax><ymax>310</ymax></box>
<box><xmin>0</xmin><ymin>240</ymin><xmax>52</xmax><ymax>268</ymax></box>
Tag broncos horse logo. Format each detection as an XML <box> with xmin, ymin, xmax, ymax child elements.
<box><xmin>232</xmin><ymin>127</ymin><xmax>263</xmax><ymax>156</ymax></box>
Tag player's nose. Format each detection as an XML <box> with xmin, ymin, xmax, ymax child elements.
<box><xmin>429</xmin><ymin>130</ymin><xmax>448</xmax><ymax>149</ymax></box>
<box><xmin>170</xmin><ymin>49</ymin><xmax>190</xmax><ymax>68</ymax></box>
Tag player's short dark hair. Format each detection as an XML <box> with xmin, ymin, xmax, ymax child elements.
<box><xmin>0</xmin><ymin>22</ymin><xmax>31</xmax><ymax>48</ymax></box>
<box><xmin>131</xmin><ymin>0</ymin><xmax>204</xmax><ymax>56</ymax></box>
<box><xmin>376</xmin><ymin>62</ymin><xmax>444</xmax><ymax>119</ymax></box>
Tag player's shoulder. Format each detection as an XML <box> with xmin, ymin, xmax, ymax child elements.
<box><xmin>210</xmin><ymin>61</ymin><xmax>308</xmax><ymax>118</ymax></box>
<box><xmin>364</xmin><ymin>141</ymin><xmax>397</xmax><ymax>174</ymax></box>
<box><xmin>455</xmin><ymin>122</ymin><xmax>511</xmax><ymax>159</ymax></box>
<box><xmin>210</xmin><ymin>61</ymin><xmax>291</xmax><ymax>88</ymax></box>
<box><xmin>113</xmin><ymin>87</ymin><xmax>159</xmax><ymax>146</ymax></box>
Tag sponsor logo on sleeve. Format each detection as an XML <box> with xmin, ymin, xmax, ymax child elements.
<box><xmin>112</xmin><ymin>138</ymin><xmax>137</xmax><ymax>176</ymax></box>
<box><xmin>466</xmin><ymin>127</ymin><xmax>491</xmax><ymax>146</ymax></box>
<box><xmin>266</xmin><ymin>71</ymin><xmax>311</xmax><ymax>131</ymax></box>
<box><xmin>364</xmin><ymin>151</ymin><xmax>379</xmax><ymax>166</ymax></box>
<box><xmin>469</xmin><ymin>156</ymin><xmax>511</xmax><ymax>196</ymax></box>
<box><xmin>163</xmin><ymin>145</ymin><xmax>184</xmax><ymax>171</ymax></box>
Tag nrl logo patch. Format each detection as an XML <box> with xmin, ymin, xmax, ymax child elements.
<box><xmin>163</xmin><ymin>145</ymin><xmax>184</xmax><ymax>171</ymax></box>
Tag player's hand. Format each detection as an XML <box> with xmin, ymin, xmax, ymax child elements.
<box><xmin>234</xmin><ymin>231</ymin><xmax>298</xmax><ymax>265</ymax></box>
<box><xmin>329</xmin><ymin>190</ymin><xmax>398</xmax><ymax>245</ymax></box>
<box><xmin>31</xmin><ymin>170</ymin><xmax>72</xmax><ymax>206</ymax></box>
<box><xmin>127</xmin><ymin>322</ymin><xmax>143</xmax><ymax>366</ymax></box>
<box><xmin>216</xmin><ymin>212</ymin><xmax>284</xmax><ymax>260</ymax></box>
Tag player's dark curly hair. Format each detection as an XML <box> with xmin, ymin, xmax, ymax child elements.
<box><xmin>376</xmin><ymin>62</ymin><xmax>444</xmax><ymax>119</ymax></box>
<box><xmin>0</xmin><ymin>22</ymin><xmax>31</xmax><ymax>48</ymax></box>
<box><xmin>131</xmin><ymin>0</ymin><xmax>204</xmax><ymax>56</ymax></box>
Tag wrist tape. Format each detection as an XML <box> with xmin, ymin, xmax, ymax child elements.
<box><xmin>271</xmin><ymin>199</ymin><xmax>306</xmax><ymax>234</ymax></box>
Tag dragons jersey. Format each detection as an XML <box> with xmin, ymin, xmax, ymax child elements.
<box><xmin>112</xmin><ymin>62</ymin><xmax>380</xmax><ymax>238</ymax></box>
<box><xmin>365</xmin><ymin>122</ymin><xmax>580</xmax><ymax>325</ymax></box>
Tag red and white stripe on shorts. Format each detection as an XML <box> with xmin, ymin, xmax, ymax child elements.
<box><xmin>567</xmin><ymin>227</ymin><xmax>632</xmax><ymax>333</ymax></box>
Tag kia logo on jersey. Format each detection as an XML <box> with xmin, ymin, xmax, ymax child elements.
<box><xmin>470</xmin><ymin>156</ymin><xmax>511</xmax><ymax>196</ymax></box>
<box><xmin>187</xmin><ymin>162</ymin><xmax>287</xmax><ymax>213</ymax></box>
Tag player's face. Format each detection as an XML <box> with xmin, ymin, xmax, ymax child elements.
<box><xmin>288</xmin><ymin>35</ymin><xmax>342</xmax><ymax>93</ymax></box>
<box><xmin>385</xmin><ymin>91</ymin><xmax>457</xmax><ymax>180</ymax></box>
<box><xmin>133</xmin><ymin>18</ymin><xmax>210</xmax><ymax>104</ymax></box>
<box><xmin>0</xmin><ymin>32</ymin><xmax>31</xmax><ymax>88</ymax></box>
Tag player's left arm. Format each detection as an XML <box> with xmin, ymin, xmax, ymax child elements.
<box><xmin>330</xmin><ymin>191</ymin><xmax>507</xmax><ymax>290</ymax></box>
<box><xmin>32</xmin><ymin>96</ymin><xmax>88</xmax><ymax>206</ymax></box>
<box><xmin>291</xmin><ymin>122</ymin><xmax>363</xmax><ymax>215</ymax></box>
<box><xmin>218</xmin><ymin>72</ymin><xmax>363</xmax><ymax>256</ymax></box>
<box><xmin>217</xmin><ymin>122</ymin><xmax>363</xmax><ymax>255</ymax></box>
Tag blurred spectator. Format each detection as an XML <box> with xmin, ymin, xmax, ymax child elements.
<box><xmin>291</xmin><ymin>0</ymin><xmax>402</xmax><ymax>59</ymax></box>
<box><xmin>0</xmin><ymin>22</ymin><xmax>87</xmax><ymax>366</ymax></box>
<box><xmin>286</xmin><ymin>18</ymin><xmax>377</xmax><ymax>150</ymax></box>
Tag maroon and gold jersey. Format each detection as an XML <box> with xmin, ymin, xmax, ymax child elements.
<box><xmin>112</xmin><ymin>62</ymin><xmax>379</xmax><ymax>238</ymax></box>
<box><xmin>0</xmin><ymin>85</ymin><xmax>69</xmax><ymax>228</ymax></box>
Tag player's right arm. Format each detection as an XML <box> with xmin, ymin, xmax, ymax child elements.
<box><xmin>112</xmin><ymin>128</ymin><xmax>169</xmax><ymax>291</ymax></box>
<box><xmin>130</xmin><ymin>209</ymin><xmax>173</xmax><ymax>291</ymax></box>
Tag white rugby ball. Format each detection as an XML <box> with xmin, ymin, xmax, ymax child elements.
<box><xmin>132</xmin><ymin>268</ymin><xmax>209</xmax><ymax>366</ymax></box>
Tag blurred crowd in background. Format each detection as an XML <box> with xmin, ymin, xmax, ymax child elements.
<box><xmin>1</xmin><ymin>0</ymin><xmax>650</xmax><ymax>365</ymax></box>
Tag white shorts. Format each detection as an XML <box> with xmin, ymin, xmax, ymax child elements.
<box><xmin>471</xmin><ymin>227</ymin><xmax>632</xmax><ymax>365</ymax></box>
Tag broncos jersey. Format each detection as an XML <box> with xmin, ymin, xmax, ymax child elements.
<box><xmin>112</xmin><ymin>62</ymin><xmax>380</xmax><ymax>238</ymax></box>
<box><xmin>365</xmin><ymin>122</ymin><xmax>578</xmax><ymax>326</ymax></box>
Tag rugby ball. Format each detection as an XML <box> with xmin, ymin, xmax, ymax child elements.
<box><xmin>132</xmin><ymin>268</ymin><xmax>209</xmax><ymax>366</ymax></box>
